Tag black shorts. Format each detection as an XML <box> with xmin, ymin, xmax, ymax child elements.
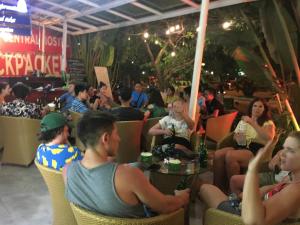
<box><xmin>162</xmin><ymin>136</ymin><xmax>192</xmax><ymax>150</ymax></box>
<box><xmin>234</xmin><ymin>142</ymin><xmax>264</xmax><ymax>155</ymax></box>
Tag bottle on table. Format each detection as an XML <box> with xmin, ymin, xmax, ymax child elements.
<box><xmin>176</xmin><ymin>176</ymin><xmax>189</xmax><ymax>190</ymax></box>
<box><xmin>198</xmin><ymin>135</ymin><xmax>208</xmax><ymax>168</ymax></box>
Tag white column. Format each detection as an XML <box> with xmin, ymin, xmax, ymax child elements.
<box><xmin>61</xmin><ymin>21</ymin><xmax>67</xmax><ymax>74</ymax></box>
<box><xmin>189</xmin><ymin>0</ymin><xmax>210</xmax><ymax>120</ymax></box>
<box><xmin>41</xmin><ymin>25</ymin><xmax>46</xmax><ymax>73</ymax></box>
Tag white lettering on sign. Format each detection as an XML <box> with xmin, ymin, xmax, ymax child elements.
<box><xmin>0</xmin><ymin>52</ymin><xmax>61</xmax><ymax>76</ymax></box>
<box><xmin>0</xmin><ymin>0</ymin><xmax>28</xmax><ymax>13</ymax></box>
<box><xmin>0</xmin><ymin>27</ymin><xmax>13</xmax><ymax>33</ymax></box>
<box><xmin>4</xmin><ymin>16</ymin><xmax>16</xmax><ymax>23</ymax></box>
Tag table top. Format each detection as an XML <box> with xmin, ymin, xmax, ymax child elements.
<box><xmin>139</xmin><ymin>157</ymin><xmax>209</xmax><ymax>176</ymax></box>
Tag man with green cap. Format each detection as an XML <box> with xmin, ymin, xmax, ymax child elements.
<box><xmin>36</xmin><ymin>112</ymin><xmax>82</xmax><ymax>171</ymax></box>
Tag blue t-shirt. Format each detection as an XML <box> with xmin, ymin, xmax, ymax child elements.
<box><xmin>70</xmin><ymin>98</ymin><xmax>89</xmax><ymax>113</ymax></box>
<box><xmin>36</xmin><ymin>143</ymin><xmax>83</xmax><ymax>171</ymax></box>
<box><xmin>59</xmin><ymin>92</ymin><xmax>75</xmax><ymax>112</ymax></box>
<box><xmin>130</xmin><ymin>91</ymin><xmax>148</xmax><ymax>108</ymax></box>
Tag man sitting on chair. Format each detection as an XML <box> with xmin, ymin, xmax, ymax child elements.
<box><xmin>63</xmin><ymin>111</ymin><xmax>189</xmax><ymax>218</ymax></box>
<box><xmin>112</xmin><ymin>87</ymin><xmax>147</xmax><ymax>121</ymax></box>
<box><xmin>36</xmin><ymin>112</ymin><xmax>82</xmax><ymax>171</ymax></box>
<box><xmin>70</xmin><ymin>84</ymin><xmax>89</xmax><ymax>113</ymax></box>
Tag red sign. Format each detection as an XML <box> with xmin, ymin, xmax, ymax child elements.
<box><xmin>0</xmin><ymin>26</ymin><xmax>70</xmax><ymax>76</ymax></box>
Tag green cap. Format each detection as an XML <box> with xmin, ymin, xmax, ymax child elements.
<box><xmin>40</xmin><ymin>112</ymin><xmax>67</xmax><ymax>132</ymax></box>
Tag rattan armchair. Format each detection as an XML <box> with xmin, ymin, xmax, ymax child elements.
<box><xmin>204</xmin><ymin>208</ymin><xmax>300</xmax><ymax>225</ymax></box>
<box><xmin>205</xmin><ymin>111</ymin><xmax>238</xmax><ymax>149</ymax></box>
<box><xmin>35</xmin><ymin>160</ymin><xmax>77</xmax><ymax>225</ymax></box>
<box><xmin>70</xmin><ymin>203</ymin><xmax>184</xmax><ymax>225</ymax></box>
<box><xmin>141</xmin><ymin>117</ymin><xmax>162</xmax><ymax>152</ymax></box>
<box><xmin>0</xmin><ymin>116</ymin><xmax>40</xmax><ymax>166</ymax></box>
<box><xmin>115</xmin><ymin>120</ymin><xmax>144</xmax><ymax>163</ymax></box>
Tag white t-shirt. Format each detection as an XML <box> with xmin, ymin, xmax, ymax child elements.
<box><xmin>159</xmin><ymin>116</ymin><xmax>191</xmax><ymax>141</ymax></box>
<box><xmin>234</xmin><ymin>120</ymin><xmax>275</xmax><ymax>145</ymax></box>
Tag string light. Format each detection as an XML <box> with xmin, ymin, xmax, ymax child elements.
<box><xmin>201</xmin><ymin>63</ymin><xmax>205</xmax><ymax>66</ymax></box>
<box><xmin>222</xmin><ymin>21</ymin><xmax>233</xmax><ymax>30</ymax></box>
<box><xmin>143</xmin><ymin>32</ymin><xmax>149</xmax><ymax>39</ymax></box>
<box><xmin>142</xmin><ymin>71</ymin><xmax>146</xmax><ymax>75</ymax></box>
<box><xmin>155</xmin><ymin>40</ymin><xmax>159</xmax><ymax>45</ymax></box>
<box><xmin>171</xmin><ymin>51</ymin><xmax>176</xmax><ymax>57</ymax></box>
<box><xmin>128</xmin><ymin>37</ymin><xmax>131</xmax><ymax>41</ymax></box>
<box><xmin>131</xmin><ymin>61</ymin><xmax>134</xmax><ymax>64</ymax></box>
<box><xmin>211</xmin><ymin>71</ymin><xmax>214</xmax><ymax>75</ymax></box>
<box><xmin>182</xmin><ymin>42</ymin><xmax>185</xmax><ymax>46</ymax></box>
<box><xmin>175</xmin><ymin>24</ymin><xmax>180</xmax><ymax>30</ymax></box>
<box><xmin>170</xmin><ymin>26</ymin><xmax>175</xmax><ymax>32</ymax></box>
<box><xmin>166</xmin><ymin>30</ymin><xmax>170</xmax><ymax>35</ymax></box>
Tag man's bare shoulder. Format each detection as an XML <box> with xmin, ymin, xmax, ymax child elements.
<box><xmin>116</xmin><ymin>164</ymin><xmax>145</xmax><ymax>180</ymax></box>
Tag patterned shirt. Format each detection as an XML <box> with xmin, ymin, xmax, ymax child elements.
<box><xmin>0</xmin><ymin>99</ymin><xmax>41</xmax><ymax>119</ymax></box>
<box><xmin>70</xmin><ymin>98</ymin><xmax>88</xmax><ymax>113</ymax></box>
<box><xmin>36</xmin><ymin>143</ymin><xmax>83</xmax><ymax>171</ymax></box>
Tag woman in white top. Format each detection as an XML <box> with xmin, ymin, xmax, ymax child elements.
<box><xmin>213</xmin><ymin>98</ymin><xmax>275</xmax><ymax>192</ymax></box>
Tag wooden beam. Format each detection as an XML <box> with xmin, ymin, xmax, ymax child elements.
<box><xmin>181</xmin><ymin>0</ymin><xmax>200</xmax><ymax>8</ymax></box>
<box><xmin>130</xmin><ymin>2</ymin><xmax>162</xmax><ymax>15</ymax></box>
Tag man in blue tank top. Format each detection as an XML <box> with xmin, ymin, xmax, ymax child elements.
<box><xmin>63</xmin><ymin>111</ymin><xmax>189</xmax><ymax>218</ymax></box>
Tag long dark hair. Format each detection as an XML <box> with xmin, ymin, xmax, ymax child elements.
<box><xmin>247</xmin><ymin>97</ymin><xmax>271</xmax><ymax>126</ymax></box>
<box><xmin>148</xmin><ymin>88</ymin><xmax>165</xmax><ymax>107</ymax></box>
<box><xmin>0</xmin><ymin>82</ymin><xmax>9</xmax><ymax>94</ymax></box>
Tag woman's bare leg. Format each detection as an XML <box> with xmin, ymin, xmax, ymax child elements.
<box><xmin>213</xmin><ymin>147</ymin><xmax>234</xmax><ymax>192</ymax></box>
<box><xmin>230</xmin><ymin>174</ymin><xmax>245</xmax><ymax>195</ymax></box>
<box><xmin>225</xmin><ymin>150</ymin><xmax>253</xmax><ymax>181</ymax></box>
<box><xmin>199</xmin><ymin>184</ymin><xmax>228</xmax><ymax>208</ymax></box>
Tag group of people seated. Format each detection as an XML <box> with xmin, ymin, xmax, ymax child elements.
<box><xmin>1</xmin><ymin>79</ymin><xmax>300</xmax><ymax>224</ymax></box>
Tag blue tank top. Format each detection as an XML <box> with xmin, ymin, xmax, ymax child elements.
<box><xmin>65</xmin><ymin>161</ymin><xmax>146</xmax><ymax>218</ymax></box>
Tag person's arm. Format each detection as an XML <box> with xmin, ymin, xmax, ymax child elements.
<box><xmin>268</xmin><ymin>150</ymin><xmax>283</xmax><ymax>170</ymax></box>
<box><xmin>148</xmin><ymin>122</ymin><xmax>172</xmax><ymax>136</ymax></box>
<box><xmin>143</xmin><ymin>110</ymin><xmax>151</xmax><ymax>122</ymax></box>
<box><xmin>241</xmin><ymin>136</ymin><xmax>298</xmax><ymax>225</ymax></box>
<box><xmin>122</xmin><ymin>166</ymin><xmax>189</xmax><ymax>214</ymax></box>
<box><xmin>181</xmin><ymin>112</ymin><xmax>195</xmax><ymax>130</ymax></box>
<box><xmin>243</xmin><ymin>116</ymin><xmax>275</xmax><ymax>142</ymax></box>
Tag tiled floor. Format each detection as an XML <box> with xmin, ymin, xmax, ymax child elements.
<box><xmin>0</xmin><ymin>163</ymin><xmax>212</xmax><ymax>225</ymax></box>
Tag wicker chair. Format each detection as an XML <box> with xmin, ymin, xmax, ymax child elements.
<box><xmin>70</xmin><ymin>203</ymin><xmax>184</xmax><ymax>225</ymax></box>
<box><xmin>0</xmin><ymin>116</ymin><xmax>40</xmax><ymax>166</ymax></box>
<box><xmin>205</xmin><ymin>111</ymin><xmax>238</xmax><ymax>149</ymax></box>
<box><xmin>69</xmin><ymin>111</ymin><xmax>85</xmax><ymax>152</ymax></box>
<box><xmin>141</xmin><ymin>117</ymin><xmax>162</xmax><ymax>152</ymax></box>
<box><xmin>115</xmin><ymin>120</ymin><xmax>144</xmax><ymax>163</ymax></box>
<box><xmin>204</xmin><ymin>208</ymin><xmax>300</xmax><ymax>225</ymax></box>
<box><xmin>35</xmin><ymin>161</ymin><xmax>77</xmax><ymax>225</ymax></box>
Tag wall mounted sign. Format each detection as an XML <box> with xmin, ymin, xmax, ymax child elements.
<box><xmin>0</xmin><ymin>0</ymin><xmax>31</xmax><ymax>36</ymax></box>
<box><xmin>0</xmin><ymin>26</ymin><xmax>71</xmax><ymax>76</ymax></box>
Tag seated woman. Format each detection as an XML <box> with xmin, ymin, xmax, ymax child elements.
<box><xmin>230</xmin><ymin>149</ymin><xmax>289</xmax><ymax>196</ymax></box>
<box><xmin>199</xmin><ymin>132</ymin><xmax>300</xmax><ymax>225</ymax></box>
<box><xmin>213</xmin><ymin>98</ymin><xmax>275</xmax><ymax>192</ymax></box>
<box><xmin>146</xmin><ymin>88</ymin><xmax>168</xmax><ymax>118</ymax></box>
<box><xmin>148</xmin><ymin>99</ymin><xmax>195</xmax><ymax>157</ymax></box>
